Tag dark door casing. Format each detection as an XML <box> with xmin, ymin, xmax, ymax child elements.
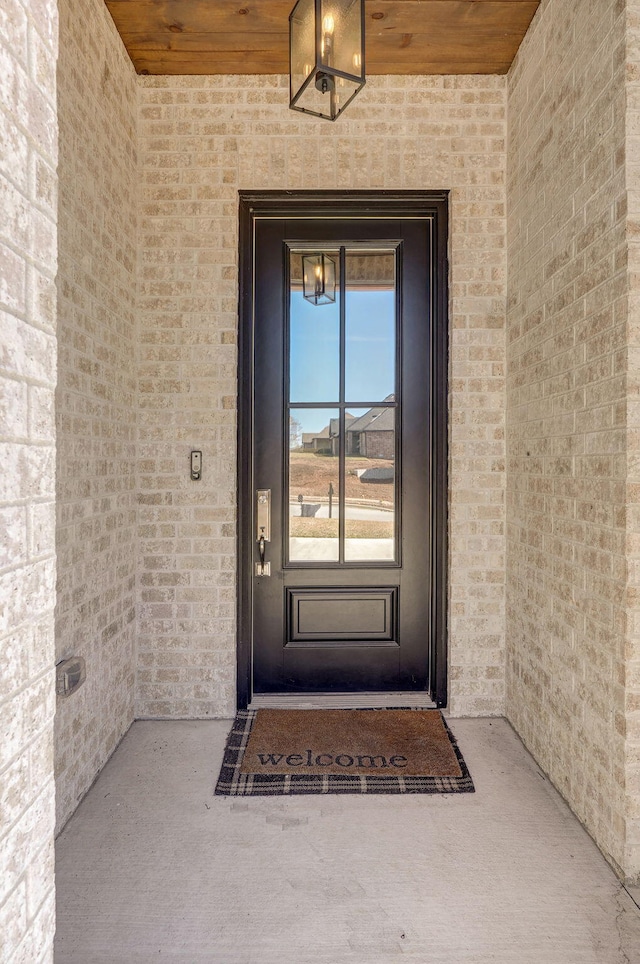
<box><xmin>237</xmin><ymin>192</ymin><xmax>449</xmax><ymax>708</ymax></box>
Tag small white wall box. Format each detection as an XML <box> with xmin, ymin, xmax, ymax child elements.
<box><xmin>56</xmin><ymin>657</ymin><xmax>86</xmax><ymax>698</ymax></box>
<box><xmin>190</xmin><ymin>450</ymin><xmax>202</xmax><ymax>481</ymax></box>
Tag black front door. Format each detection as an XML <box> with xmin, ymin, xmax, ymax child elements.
<box><xmin>238</xmin><ymin>193</ymin><xmax>448</xmax><ymax>706</ymax></box>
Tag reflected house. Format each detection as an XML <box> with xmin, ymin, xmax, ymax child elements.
<box><xmin>301</xmin><ymin>422</ymin><xmax>338</xmax><ymax>454</ymax></box>
<box><xmin>301</xmin><ymin>417</ymin><xmax>350</xmax><ymax>456</ymax></box>
<box><xmin>345</xmin><ymin>401</ymin><xmax>395</xmax><ymax>460</ymax></box>
<box><xmin>302</xmin><ymin>395</ymin><xmax>395</xmax><ymax>461</ymax></box>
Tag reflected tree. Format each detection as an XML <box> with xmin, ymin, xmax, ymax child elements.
<box><xmin>289</xmin><ymin>414</ymin><xmax>303</xmax><ymax>451</ymax></box>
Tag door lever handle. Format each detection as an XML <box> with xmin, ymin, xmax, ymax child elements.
<box><xmin>255</xmin><ymin>489</ymin><xmax>271</xmax><ymax>576</ymax></box>
<box><xmin>256</xmin><ymin>489</ymin><xmax>271</xmax><ymax>540</ymax></box>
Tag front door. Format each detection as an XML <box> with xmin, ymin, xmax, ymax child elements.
<box><xmin>238</xmin><ymin>193</ymin><xmax>448</xmax><ymax>706</ymax></box>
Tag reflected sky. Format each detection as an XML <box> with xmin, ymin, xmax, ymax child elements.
<box><xmin>289</xmin><ymin>292</ymin><xmax>340</xmax><ymax>404</ymax></box>
<box><xmin>290</xmin><ymin>290</ymin><xmax>395</xmax><ymax>431</ymax></box>
<box><xmin>345</xmin><ymin>289</ymin><xmax>395</xmax><ymax>403</ymax></box>
<box><xmin>289</xmin><ymin>407</ymin><xmax>338</xmax><ymax>438</ymax></box>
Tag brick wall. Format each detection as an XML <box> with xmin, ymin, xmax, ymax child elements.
<box><xmin>54</xmin><ymin>0</ymin><xmax>138</xmax><ymax>830</ymax></box>
<box><xmin>626</xmin><ymin>0</ymin><xmax>640</xmax><ymax>882</ymax></box>
<box><xmin>6</xmin><ymin>0</ymin><xmax>640</xmax><ymax>904</ymax></box>
<box><xmin>363</xmin><ymin>431</ymin><xmax>395</xmax><ymax>461</ymax></box>
<box><xmin>137</xmin><ymin>75</ymin><xmax>507</xmax><ymax>719</ymax></box>
<box><xmin>507</xmin><ymin>0</ymin><xmax>629</xmax><ymax>875</ymax></box>
<box><xmin>0</xmin><ymin>0</ymin><xmax>58</xmax><ymax>957</ymax></box>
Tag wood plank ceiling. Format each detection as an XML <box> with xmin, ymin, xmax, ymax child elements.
<box><xmin>105</xmin><ymin>0</ymin><xmax>540</xmax><ymax>76</ymax></box>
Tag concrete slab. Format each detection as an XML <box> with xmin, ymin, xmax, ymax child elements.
<box><xmin>55</xmin><ymin>719</ymin><xmax>640</xmax><ymax>963</ymax></box>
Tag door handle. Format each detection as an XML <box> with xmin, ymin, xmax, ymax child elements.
<box><xmin>256</xmin><ymin>489</ymin><xmax>271</xmax><ymax>541</ymax></box>
<box><xmin>256</xmin><ymin>490</ymin><xmax>271</xmax><ymax>576</ymax></box>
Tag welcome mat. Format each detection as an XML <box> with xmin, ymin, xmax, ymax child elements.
<box><xmin>215</xmin><ymin>708</ymin><xmax>474</xmax><ymax>795</ymax></box>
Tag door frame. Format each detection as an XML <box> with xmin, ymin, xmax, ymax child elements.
<box><xmin>237</xmin><ymin>190</ymin><xmax>449</xmax><ymax>709</ymax></box>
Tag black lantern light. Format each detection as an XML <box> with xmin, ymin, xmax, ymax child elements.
<box><xmin>289</xmin><ymin>0</ymin><xmax>365</xmax><ymax>122</ymax></box>
<box><xmin>302</xmin><ymin>254</ymin><xmax>336</xmax><ymax>305</ymax></box>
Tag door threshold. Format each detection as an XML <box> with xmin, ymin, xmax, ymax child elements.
<box><xmin>249</xmin><ymin>692</ymin><xmax>437</xmax><ymax>710</ymax></box>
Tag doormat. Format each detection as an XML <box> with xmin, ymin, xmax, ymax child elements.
<box><xmin>215</xmin><ymin>708</ymin><xmax>474</xmax><ymax>796</ymax></box>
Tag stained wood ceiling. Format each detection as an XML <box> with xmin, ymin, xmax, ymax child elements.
<box><xmin>104</xmin><ymin>0</ymin><xmax>540</xmax><ymax>76</ymax></box>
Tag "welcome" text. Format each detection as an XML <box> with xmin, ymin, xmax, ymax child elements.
<box><xmin>256</xmin><ymin>750</ymin><xmax>408</xmax><ymax>769</ymax></box>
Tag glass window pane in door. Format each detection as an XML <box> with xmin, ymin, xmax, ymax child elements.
<box><xmin>289</xmin><ymin>249</ymin><xmax>340</xmax><ymax>403</ymax></box>
<box><xmin>344</xmin><ymin>406</ymin><xmax>396</xmax><ymax>562</ymax></box>
<box><xmin>345</xmin><ymin>250</ymin><xmax>396</xmax><ymax>403</ymax></box>
<box><xmin>289</xmin><ymin>407</ymin><xmax>340</xmax><ymax>562</ymax></box>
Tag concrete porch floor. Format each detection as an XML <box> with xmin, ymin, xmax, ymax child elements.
<box><xmin>55</xmin><ymin>718</ymin><xmax>640</xmax><ymax>963</ymax></box>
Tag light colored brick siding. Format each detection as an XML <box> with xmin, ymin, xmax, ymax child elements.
<box><xmin>0</xmin><ymin>0</ymin><xmax>58</xmax><ymax>958</ymax></box>
<box><xmin>137</xmin><ymin>75</ymin><xmax>507</xmax><ymax>719</ymax></box>
<box><xmin>54</xmin><ymin>0</ymin><xmax>138</xmax><ymax>830</ymax></box>
<box><xmin>626</xmin><ymin>0</ymin><xmax>640</xmax><ymax>882</ymax></box>
<box><xmin>362</xmin><ymin>431</ymin><xmax>394</xmax><ymax>461</ymax></box>
<box><xmin>507</xmin><ymin>0</ymin><xmax>629</xmax><ymax>875</ymax></box>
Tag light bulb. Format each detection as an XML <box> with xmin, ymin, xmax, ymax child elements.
<box><xmin>322</xmin><ymin>13</ymin><xmax>334</xmax><ymax>61</ymax></box>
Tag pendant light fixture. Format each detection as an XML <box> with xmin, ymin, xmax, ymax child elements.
<box><xmin>302</xmin><ymin>253</ymin><xmax>336</xmax><ymax>305</ymax></box>
<box><xmin>289</xmin><ymin>0</ymin><xmax>365</xmax><ymax>121</ymax></box>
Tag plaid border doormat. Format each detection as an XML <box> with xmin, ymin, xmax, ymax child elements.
<box><xmin>215</xmin><ymin>709</ymin><xmax>475</xmax><ymax>796</ymax></box>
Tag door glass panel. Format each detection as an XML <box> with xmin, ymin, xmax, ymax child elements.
<box><xmin>345</xmin><ymin>250</ymin><xmax>396</xmax><ymax>403</ymax></box>
<box><xmin>289</xmin><ymin>249</ymin><xmax>340</xmax><ymax>403</ymax></box>
<box><xmin>289</xmin><ymin>408</ymin><xmax>340</xmax><ymax>562</ymax></box>
<box><xmin>345</xmin><ymin>406</ymin><xmax>396</xmax><ymax>562</ymax></box>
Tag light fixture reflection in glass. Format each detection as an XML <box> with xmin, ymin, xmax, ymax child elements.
<box><xmin>302</xmin><ymin>254</ymin><xmax>336</xmax><ymax>306</ymax></box>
